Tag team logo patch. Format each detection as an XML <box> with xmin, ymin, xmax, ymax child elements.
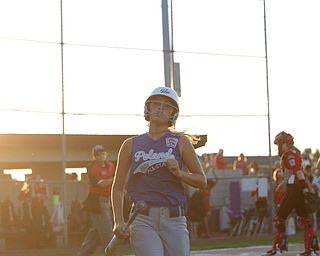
<box><xmin>289</xmin><ymin>159</ymin><xmax>296</xmax><ymax>167</ymax></box>
<box><xmin>166</xmin><ymin>137</ymin><xmax>178</xmax><ymax>148</ymax></box>
<box><xmin>288</xmin><ymin>155</ymin><xmax>296</xmax><ymax>167</ymax></box>
<box><xmin>133</xmin><ymin>160</ymin><xmax>166</xmax><ymax>174</ymax></box>
<box><xmin>160</xmin><ymin>88</ymin><xmax>170</xmax><ymax>94</ymax></box>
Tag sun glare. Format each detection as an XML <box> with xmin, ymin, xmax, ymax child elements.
<box><xmin>3</xmin><ymin>168</ymin><xmax>32</xmax><ymax>181</ymax></box>
<box><xmin>2</xmin><ymin>168</ymin><xmax>87</xmax><ymax>181</ymax></box>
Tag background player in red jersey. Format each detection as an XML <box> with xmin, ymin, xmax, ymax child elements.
<box><xmin>263</xmin><ymin>132</ymin><xmax>318</xmax><ymax>256</ymax></box>
<box><xmin>78</xmin><ymin>145</ymin><xmax>115</xmax><ymax>256</ymax></box>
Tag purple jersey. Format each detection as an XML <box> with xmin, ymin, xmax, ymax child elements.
<box><xmin>126</xmin><ymin>132</ymin><xmax>186</xmax><ymax>206</ymax></box>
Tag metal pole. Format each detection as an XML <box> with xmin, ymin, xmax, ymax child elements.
<box><xmin>161</xmin><ymin>0</ymin><xmax>174</xmax><ymax>88</ymax></box>
<box><xmin>263</xmin><ymin>0</ymin><xmax>275</xmax><ymax>232</ymax></box>
<box><xmin>60</xmin><ymin>0</ymin><xmax>68</xmax><ymax>247</ymax></box>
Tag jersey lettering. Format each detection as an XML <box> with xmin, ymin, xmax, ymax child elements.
<box><xmin>133</xmin><ymin>160</ymin><xmax>167</xmax><ymax>174</ymax></box>
<box><xmin>134</xmin><ymin>148</ymin><xmax>174</xmax><ymax>162</ymax></box>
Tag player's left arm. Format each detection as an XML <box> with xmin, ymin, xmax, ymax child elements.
<box><xmin>166</xmin><ymin>135</ymin><xmax>207</xmax><ymax>189</ymax></box>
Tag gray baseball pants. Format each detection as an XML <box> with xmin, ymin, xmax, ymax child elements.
<box><xmin>129</xmin><ymin>205</ymin><xmax>190</xmax><ymax>256</ymax></box>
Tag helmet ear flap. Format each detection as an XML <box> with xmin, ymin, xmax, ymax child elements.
<box><xmin>168</xmin><ymin>112</ymin><xmax>179</xmax><ymax>127</ymax></box>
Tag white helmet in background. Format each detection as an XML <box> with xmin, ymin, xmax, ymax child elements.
<box><xmin>144</xmin><ymin>87</ymin><xmax>179</xmax><ymax>126</ymax></box>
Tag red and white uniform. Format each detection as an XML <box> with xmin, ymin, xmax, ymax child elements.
<box><xmin>281</xmin><ymin>149</ymin><xmax>303</xmax><ymax>186</ymax></box>
<box><xmin>88</xmin><ymin>160</ymin><xmax>115</xmax><ymax>197</ymax></box>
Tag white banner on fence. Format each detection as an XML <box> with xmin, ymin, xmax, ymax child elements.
<box><xmin>241</xmin><ymin>178</ymin><xmax>256</xmax><ymax>191</ymax></box>
<box><xmin>258</xmin><ymin>178</ymin><xmax>268</xmax><ymax>197</ymax></box>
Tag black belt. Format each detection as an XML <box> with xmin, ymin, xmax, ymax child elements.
<box><xmin>131</xmin><ymin>204</ymin><xmax>185</xmax><ymax>218</ymax></box>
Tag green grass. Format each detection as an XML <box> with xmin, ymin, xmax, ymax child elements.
<box><xmin>103</xmin><ymin>233</ymin><xmax>305</xmax><ymax>256</ymax></box>
<box><xmin>190</xmin><ymin>234</ymin><xmax>304</xmax><ymax>251</ymax></box>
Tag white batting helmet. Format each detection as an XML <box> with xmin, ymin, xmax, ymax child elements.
<box><xmin>144</xmin><ymin>87</ymin><xmax>179</xmax><ymax>126</ymax></box>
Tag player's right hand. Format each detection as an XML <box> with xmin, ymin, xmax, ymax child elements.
<box><xmin>113</xmin><ymin>224</ymin><xmax>128</xmax><ymax>239</ymax></box>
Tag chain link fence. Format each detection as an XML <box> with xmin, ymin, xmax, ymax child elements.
<box><xmin>0</xmin><ymin>168</ymin><xmax>275</xmax><ymax>250</ymax></box>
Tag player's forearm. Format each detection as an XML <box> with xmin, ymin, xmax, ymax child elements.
<box><xmin>111</xmin><ymin>186</ymin><xmax>125</xmax><ymax>224</ymax></box>
<box><xmin>97</xmin><ymin>177</ymin><xmax>113</xmax><ymax>187</ymax></box>
<box><xmin>178</xmin><ymin>171</ymin><xmax>207</xmax><ymax>189</ymax></box>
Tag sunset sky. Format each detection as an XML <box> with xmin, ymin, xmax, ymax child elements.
<box><xmin>0</xmin><ymin>0</ymin><xmax>319</xmax><ymax>158</ymax></box>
